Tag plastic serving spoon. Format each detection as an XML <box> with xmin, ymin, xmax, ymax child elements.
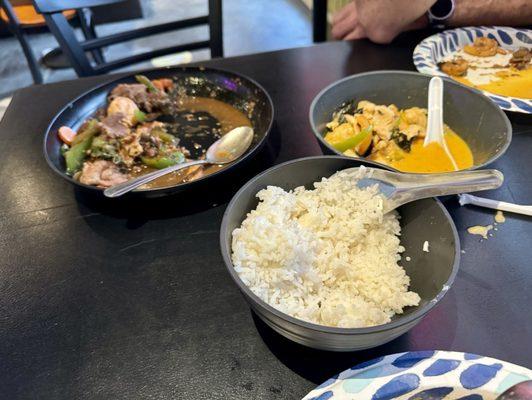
<box><xmin>104</xmin><ymin>126</ymin><xmax>254</xmax><ymax>198</ymax></box>
<box><xmin>459</xmin><ymin>193</ymin><xmax>532</xmax><ymax>217</ymax></box>
<box><xmin>336</xmin><ymin>167</ymin><xmax>504</xmax><ymax>213</ymax></box>
<box><xmin>424</xmin><ymin>76</ymin><xmax>459</xmax><ymax>171</ymax></box>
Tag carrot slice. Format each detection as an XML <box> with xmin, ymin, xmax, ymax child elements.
<box><xmin>58</xmin><ymin>126</ymin><xmax>77</xmax><ymax>145</ymax></box>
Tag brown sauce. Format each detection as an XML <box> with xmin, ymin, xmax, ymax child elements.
<box><xmin>137</xmin><ymin>96</ymin><xmax>252</xmax><ymax>189</ymax></box>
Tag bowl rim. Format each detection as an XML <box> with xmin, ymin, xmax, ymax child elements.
<box><xmin>308</xmin><ymin>70</ymin><xmax>512</xmax><ymax>171</ymax></box>
<box><xmin>42</xmin><ymin>65</ymin><xmax>274</xmax><ymax>194</ymax></box>
<box><xmin>220</xmin><ymin>155</ymin><xmax>461</xmax><ymax>335</ymax></box>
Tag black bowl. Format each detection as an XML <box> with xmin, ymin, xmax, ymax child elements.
<box><xmin>220</xmin><ymin>156</ymin><xmax>460</xmax><ymax>351</ymax></box>
<box><xmin>309</xmin><ymin>70</ymin><xmax>512</xmax><ymax>170</ymax></box>
<box><xmin>43</xmin><ymin>67</ymin><xmax>274</xmax><ymax>198</ymax></box>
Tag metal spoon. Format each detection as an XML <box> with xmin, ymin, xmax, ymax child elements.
<box><xmin>496</xmin><ymin>380</ymin><xmax>532</xmax><ymax>400</ymax></box>
<box><xmin>104</xmin><ymin>126</ymin><xmax>254</xmax><ymax>198</ymax></box>
<box><xmin>424</xmin><ymin>76</ymin><xmax>459</xmax><ymax>171</ymax></box>
<box><xmin>336</xmin><ymin>167</ymin><xmax>504</xmax><ymax>213</ymax></box>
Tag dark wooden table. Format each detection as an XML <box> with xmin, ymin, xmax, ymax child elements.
<box><xmin>1</xmin><ymin>31</ymin><xmax>531</xmax><ymax>399</ymax></box>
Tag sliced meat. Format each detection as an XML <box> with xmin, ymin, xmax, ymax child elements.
<box><xmin>109</xmin><ymin>83</ymin><xmax>169</xmax><ymax>112</ymax></box>
<box><xmin>99</xmin><ymin>113</ymin><xmax>130</xmax><ymax>139</ymax></box>
<box><xmin>79</xmin><ymin>160</ymin><xmax>129</xmax><ymax>188</ymax></box>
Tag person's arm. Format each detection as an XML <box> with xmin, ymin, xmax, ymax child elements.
<box><xmin>332</xmin><ymin>0</ymin><xmax>532</xmax><ymax>44</ymax></box>
<box><xmin>449</xmin><ymin>0</ymin><xmax>532</xmax><ymax>27</ymax></box>
<box><xmin>332</xmin><ymin>0</ymin><xmax>435</xmax><ymax>44</ymax></box>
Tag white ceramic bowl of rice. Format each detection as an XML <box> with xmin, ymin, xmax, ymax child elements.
<box><xmin>220</xmin><ymin>156</ymin><xmax>460</xmax><ymax>351</ymax></box>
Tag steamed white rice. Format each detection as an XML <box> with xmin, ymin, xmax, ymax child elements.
<box><xmin>231</xmin><ymin>168</ymin><xmax>420</xmax><ymax>328</ymax></box>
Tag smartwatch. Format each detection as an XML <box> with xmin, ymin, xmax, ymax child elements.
<box><xmin>428</xmin><ymin>0</ymin><xmax>455</xmax><ymax>29</ymax></box>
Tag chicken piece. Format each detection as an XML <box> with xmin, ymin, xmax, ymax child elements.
<box><xmin>403</xmin><ymin>124</ymin><xmax>426</xmax><ymax>139</ymax></box>
<box><xmin>355</xmin><ymin>114</ymin><xmax>370</xmax><ymax>129</ymax></box>
<box><xmin>99</xmin><ymin>113</ymin><xmax>130</xmax><ymax>139</ymax></box>
<box><xmin>121</xmin><ymin>132</ymin><xmax>143</xmax><ymax>158</ymax></box>
<box><xmin>403</xmin><ymin>107</ymin><xmax>427</xmax><ymax>128</ymax></box>
<box><xmin>107</xmin><ymin>96</ymin><xmax>139</xmax><ymax>126</ymax></box>
<box><xmin>357</xmin><ymin>100</ymin><xmax>376</xmax><ymax>114</ymax></box>
<box><xmin>79</xmin><ymin>160</ymin><xmax>129</xmax><ymax>187</ymax></box>
<box><xmin>372</xmin><ymin>105</ymin><xmax>397</xmax><ymax>140</ymax></box>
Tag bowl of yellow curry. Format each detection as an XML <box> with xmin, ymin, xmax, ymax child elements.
<box><xmin>309</xmin><ymin>71</ymin><xmax>512</xmax><ymax>174</ymax></box>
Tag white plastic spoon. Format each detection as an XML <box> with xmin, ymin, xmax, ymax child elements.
<box><xmin>424</xmin><ymin>76</ymin><xmax>459</xmax><ymax>171</ymax></box>
<box><xmin>458</xmin><ymin>194</ymin><xmax>532</xmax><ymax>217</ymax></box>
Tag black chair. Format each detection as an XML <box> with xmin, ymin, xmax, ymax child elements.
<box><xmin>0</xmin><ymin>0</ymin><xmax>46</xmax><ymax>83</ymax></box>
<box><xmin>312</xmin><ymin>0</ymin><xmax>327</xmax><ymax>43</ymax></box>
<box><xmin>31</xmin><ymin>0</ymin><xmax>223</xmax><ymax>77</ymax></box>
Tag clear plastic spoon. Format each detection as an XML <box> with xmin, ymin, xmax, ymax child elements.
<box><xmin>424</xmin><ymin>76</ymin><xmax>459</xmax><ymax>171</ymax></box>
<box><xmin>336</xmin><ymin>167</ymin><xmax>504</xmax><ymax>213</ymax></box>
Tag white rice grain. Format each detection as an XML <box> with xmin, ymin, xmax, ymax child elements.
<box><xmin>231</xmin><ymin>168</ymin><xmax>420</xmax><ymax>328</ymax></box>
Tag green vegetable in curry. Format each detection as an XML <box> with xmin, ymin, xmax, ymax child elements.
<box><xmin>330</xmin><ymin>125</ymin><xmax>373</xmax><ymax>153</ymax></box>
<box><xmin>65</xmin><ymin>136</ymin><xmax>93</xmax><ymax>175</ymax></box>
<box><xmin>141</xmin><ymin>151</ymin><xmax>185</xmax><ymax>169</ymax></box>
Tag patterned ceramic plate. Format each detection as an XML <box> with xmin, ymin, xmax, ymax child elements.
<box><xmin>303</xmin><ymin>351</ymin><xmax>532</xmax><ymax>400</ymax></box>
<box><xmin>413</xmin><ymin>26</ymin><xmax>532</xmax><ymax>113</ymax></box>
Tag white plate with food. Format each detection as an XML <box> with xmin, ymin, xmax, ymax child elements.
<box><xmin>304</xmin><ymin>351</ymin><xmax>532</xmax><ymax>400</ymax></box>
<box><xmin>413</xmin><ymin>26</ymin><xmax>532</xmax><ymax>113</ymax></box>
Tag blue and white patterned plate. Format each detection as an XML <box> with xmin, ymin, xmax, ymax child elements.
<box><xmin>413</xmin><ymin>26</ymin><xmax>532</xmax><ymax>113</ymax></box>
<box><xmin>304</xmin><ymin>351</ymin><xmax>532</xmax><ymax>400</ymax></box>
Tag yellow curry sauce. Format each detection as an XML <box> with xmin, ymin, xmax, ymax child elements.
<box><xmin>453</xmin><ymin>68</ymin><xmax>532</xmax><ymax>99</ymax></box>
<box><xmin>385</xmin><ymin>128</ymin><xmax>474</xmax><ymax>173</ymax></box>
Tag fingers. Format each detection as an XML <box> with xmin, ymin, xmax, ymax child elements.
<box><xmin>331</xmin><ymin>3</ymin><xmax>359</xmax><ymax>39</ymax></box>
<box><xmin>344</xmin><ymin>25</ymin><xmax>367</xmax><ymax>41</ymax></box>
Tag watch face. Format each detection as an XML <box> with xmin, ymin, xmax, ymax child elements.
<box><xmin>431</xmin><ymin>0</ymin><xmax>454</xmax><ymax>19</ymax></box>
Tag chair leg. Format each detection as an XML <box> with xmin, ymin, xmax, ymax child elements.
<box><xmin>0</xmin><ymin>0</ymin><xmax>43</xmax><ymax>84</ymax></box>
<box><xmin>208</xmin><ymin>0</ymin><xmax>223</xmax><ymax>58</ymax></box>
<box><xmin>15</xmin><ymin>29</ymin><xmax>43</xmax><ymax>84</ymax></box>
<box><xmin>78</xmin><ymin>8</ymin><xmax>105</xmax><ymax>65</ymax></box>
<box><xmin>312</xmin><ymin>0</ymin><xmax>327</xmax><ymax>43</ymax></box>
<box><xmin>42</xmin><ymin>12</ymin><xmax>95</xmax><ymax>77</ymax></box>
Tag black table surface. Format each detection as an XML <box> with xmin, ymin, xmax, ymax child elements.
<box><xmin>1</xmin><ymin>31</ymin><xmax>531</xmax><ymax>399</ymax></box>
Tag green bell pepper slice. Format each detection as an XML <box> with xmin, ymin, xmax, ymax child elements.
<box><xmin>71</xmin><ymin>119</ymin><xmax>99</xmax><ymax>146</ymax></box>
<box><xmin>331</xmin><ymin>125</ymin><xmax>373</xmax><ymax>153</ymax></box>
<box><xmin>141</xmin><ymin>151</ymin><xmax>185</xmax><ymax>169</ymax></box>
<box><xmin>65</xmin><ymin>136</ymin><xmax>93</xmax><ymax>175</ymax></box>
<box><xmin>135</xmin><ymin>75</ymin><xmax>159</xmax><ymax>94</ymax></box>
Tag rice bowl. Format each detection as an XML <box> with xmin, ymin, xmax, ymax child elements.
<box><xmin>231</xmin><ymin>168</ymin><xmax>420</xmax><ymax>328</ymax></box>
<box><xmin>220</xmin><ymin>156</ymin><xmax>460</xmax><ymax>351</ymax></box>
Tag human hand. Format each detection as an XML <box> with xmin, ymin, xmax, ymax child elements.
<box><xmin>331</xmin><ymin>0</ymin><xmax>432</xmax><ymax>44</ymax></box>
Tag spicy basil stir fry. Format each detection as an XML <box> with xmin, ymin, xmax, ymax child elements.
<box><xmin>58</xmin><ymin>75</ymin><xmax>252</xmax><ymax>189</ymax></box>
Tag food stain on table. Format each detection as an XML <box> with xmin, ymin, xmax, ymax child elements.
<box><xmin>495</xmin><ymin>210</ymin><xmax>506</xmax><ymax>224</ymax></box>
<box><xmin>467</xmin><ymin>224</ymin><xmax>493</xmax><ymax>239</ymax></box>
